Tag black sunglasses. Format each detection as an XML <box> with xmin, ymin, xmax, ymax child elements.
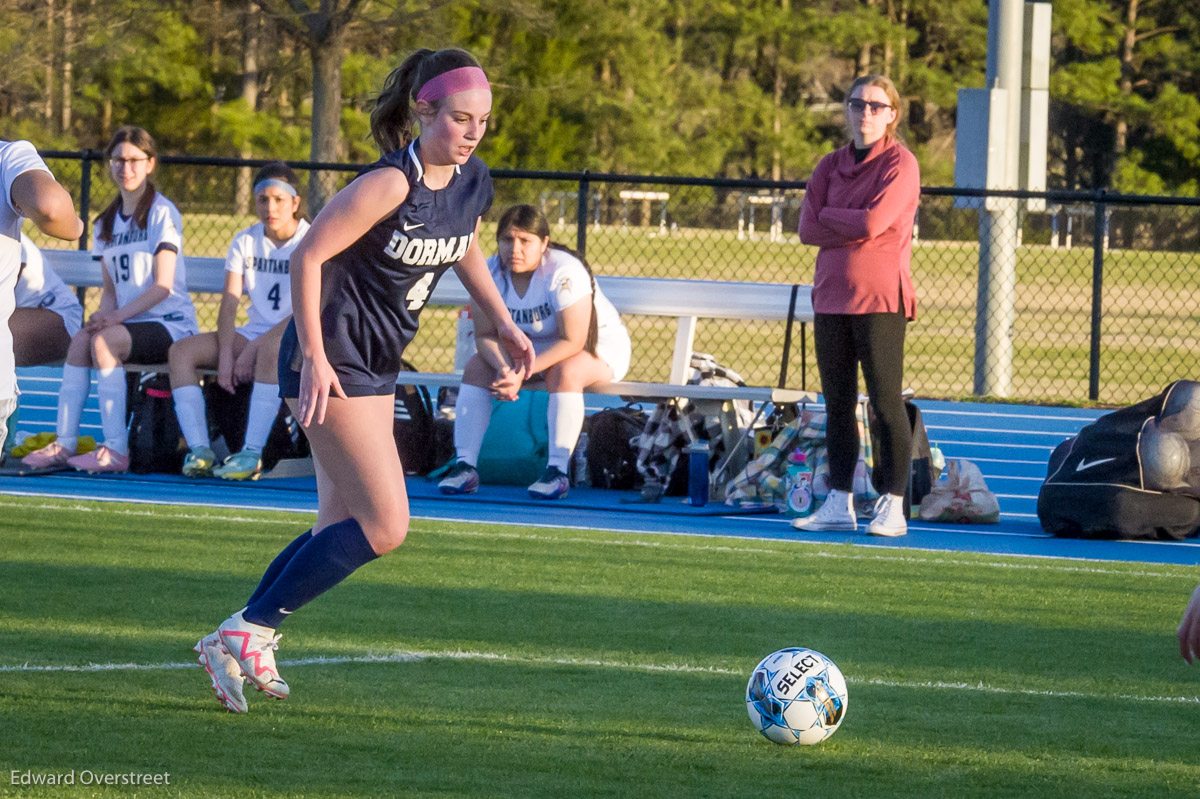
<box><xmin>847</xmin><ymin>98</ymin><xmax>892</xmax><ymax>115</ymax></box>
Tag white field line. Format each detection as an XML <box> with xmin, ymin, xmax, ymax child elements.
<box><xmin>925</xmin><ymin>425</ymin><xmax>1081</xmax><ymax>437</ymax></box>
<box><xmin>949</xmin><ymin>456</ymin><xmax>1049</xmax><ymax>465</ymax></box>
<box><xmin>1</xmin><ymin>649</ymin><xmax>1196</xmax><ymax>706</ymax></box>
<box><xmin>2</xmin><ymin>497</ymin><xmax>1197</xmax><ymax>574</ymax></box>
<box><xmin>930</xmin><ymin>441</ymin><xmax>1057</xmax><ymax>451</ymax></box>
<box><xmin>923</xmin><ymin>409</ymin><xmax>1102</xmax><ymax>423</ymax></box>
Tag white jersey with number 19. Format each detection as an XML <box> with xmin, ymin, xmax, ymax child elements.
<box><xmin>90</xmin><ymin>192</ymin><xmax>198</xmax><ymax>340</ymax></box>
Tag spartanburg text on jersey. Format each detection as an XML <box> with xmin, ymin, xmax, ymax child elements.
<box><xmin>90</xmin><ymin>193</ymin><xmax>198</xmax><ymax>337</ymax></box>
<box><xmin>225</xmin><ymin>219</ymin><xmax>310</xmax><ymax>334</ymax></box>
<box><xmin>319</xmin><ymin>140</ymin><xmax>493</xmax><ymax>387</ymax></box>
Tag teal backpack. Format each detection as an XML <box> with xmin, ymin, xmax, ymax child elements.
<box><xmin>476</xmin><ymin>391</ymin><xmax>550</xmax><ymax>485</ymax></box>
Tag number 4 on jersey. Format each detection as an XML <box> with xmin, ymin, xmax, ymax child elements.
<box><xmin>405</xmin><ymin>271</ymin><xmax>435</xmax><ymax>310</ymax></box>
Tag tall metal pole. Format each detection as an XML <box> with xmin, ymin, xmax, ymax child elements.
<box><xmin>1088</xmin><ymin>192</ymin><xmax>1107</xmax><ymax>401</ymax></box>
<box><xmin>973</xmin><ymin>0</ymin><xmax>1024</xmax><ymax>396</ymax></box>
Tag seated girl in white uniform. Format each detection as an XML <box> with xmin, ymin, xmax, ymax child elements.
<box><xmin>21</xmin><ymin>125</ymin><xmax>198</xmax><ymax>474</ymax></box>
<box><xmin>13</xmin><ymin>233</ymin><xmax>84</xmax><ymax>366</ymax></box>
<box><xmin>168</xmin><ymin>162</ymin><xmax>308</xmax><ymax>481</ymax></box>
<box><xmin>439</xmin><ymin>204</ymin><xmax>632</xmax><ymax>499</ymax></box>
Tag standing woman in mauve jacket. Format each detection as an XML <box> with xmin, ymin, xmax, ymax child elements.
<box><xmin>795</xmin><ymin>74</ymin><xmax>920</xmax><ymax>538</ymax></box>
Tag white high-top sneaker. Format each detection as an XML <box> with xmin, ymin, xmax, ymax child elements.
<box><xmin>867</xmin><ymin>493</ymin><xmax>908</xmax><ymax>537</ymax></box>
<box><xmin>791</xmin><ymin>489</ymin><xmax>857</xmax><ymax>531</ymax></box>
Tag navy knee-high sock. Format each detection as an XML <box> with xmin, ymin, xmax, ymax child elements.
<box><xmin>245</xmin><ymin>529</ymin><xmax>313</xmax><ymax>607</ymax></box>
<box><xmin>243</xmin><ymin>518</ymin><xmax>379</xmax><ymax>629</ymax></box>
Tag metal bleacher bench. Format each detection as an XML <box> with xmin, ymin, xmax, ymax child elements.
<box><xmin>42</xmin><ymin>248</ymin><xmax>817</xmax><ymax>487</ymax></box>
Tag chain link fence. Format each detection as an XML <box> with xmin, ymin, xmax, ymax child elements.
<box><xmin>30</xmin><ymin>151</ymin><xmax>1200</xmax><ymax>406</ymax></box>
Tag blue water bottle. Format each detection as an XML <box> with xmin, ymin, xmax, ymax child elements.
<box><xmin>687</xmin><ymin>440</ymin><xmax>710</xmax><ymax>507</ymax></box>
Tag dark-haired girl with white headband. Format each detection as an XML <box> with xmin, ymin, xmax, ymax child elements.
<box><xmin>167</xmin><ymin>162</ymin><xmax>309</xmax><ymax>482</ymax></box>
<box><xmin>193</xmin><ymin>48</ymin><xmax>533</xmax><ymax>714</ymax></box>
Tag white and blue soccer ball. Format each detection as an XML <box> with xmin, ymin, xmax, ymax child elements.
<box><xmin>746</xmin><ymin>647</ymin><xmax>848</xmax><ymax>745</ymax></box>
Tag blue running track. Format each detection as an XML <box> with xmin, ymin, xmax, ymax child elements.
<box><xmin>4</xmin><ymin>367</ymin><xmax>1199</xmax><ymax>568</ymax></box>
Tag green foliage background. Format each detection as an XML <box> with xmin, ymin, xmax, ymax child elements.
<box><xmin>1</xmin><ymin>0</ymin><xmax>1197</xmax><ymax>192</ymax></box>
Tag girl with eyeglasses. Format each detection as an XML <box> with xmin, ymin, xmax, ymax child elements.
<box><xmin>168</xmin><ymin>162</ymin><xmax>309</xmax><ymax>482</ymax></box>
<box><xmin>22</xmin><ymin>125</ymin><xmax>198</xmax><ymax>474</ymax></box>
<box><xmin>795</xmin><ymin>74</ymin><xmax>920</xmax><ymax>537</ymax></box>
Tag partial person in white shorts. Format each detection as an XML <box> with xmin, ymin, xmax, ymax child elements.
<box><xmin>440</xmin><ymin>203</ymin><xmax>632</xmax><ymax>500</ymax></box>
<box><xmin>21</xmin><ymin>126</ymin><xmax>198</xmax><ymax>474</ymax></box>
<box><xmin>13</xmin><ymin>233</ymin><xmax>84</xmax><ymax>366</ymax></box>
<box><xmin>168</xmin><ymin>162</ymin><xmax>308</xmax><ymax>481</ymax></box>
<box><xmin>0</xmin><ymin>139</ymin><xmax>84</xmax><ymax>457</ymax></box>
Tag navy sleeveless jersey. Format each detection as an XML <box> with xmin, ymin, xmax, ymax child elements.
<box><xmin>316</xmin><ymin>140</ymin><xmax>493</xmax><ymax>392</ymax></box>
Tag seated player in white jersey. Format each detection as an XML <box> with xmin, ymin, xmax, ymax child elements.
<box><xmin>13</xmin><ymin>233</ymin><xmax>84</xmax><ymax>366</ymax></box>
<box><xmin>440</xmin><ymin>204</ymin><xmax>632</xmax><ymax>499</ymax></box>
<box><xmin>21</xmin><ymin>126</ymin><xmax>199</xmax><ymax>474</ymax></box>
<box><xmin>168</xmin><ymin>162</ymin><xmax>309</xmax><ymax>480</ymax></box>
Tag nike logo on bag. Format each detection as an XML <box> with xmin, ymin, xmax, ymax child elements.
<box><xmin>402</xmin><ymin>222</ymin><xmax>425</xmax><ymax>231</ymax></box>
<box><xmin>1075</xmin><ymin>457</ymin><xmax>1115</xmax><ymax>472</ymax></box>
<box><xmin>279</xmin><ymin>608</ymin><xmax>293</xmax><ymax>615</ymax></box>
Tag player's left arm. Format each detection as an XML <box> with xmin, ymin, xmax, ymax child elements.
<box><xmin>10</xmin><ymin>170</ymin><xmax>83</xmax><ymax>242</ymax></box>
<box><xmin>454</xmin><ymin>219</ymin><xmax>534</xmax><ymax>378</ymax></box>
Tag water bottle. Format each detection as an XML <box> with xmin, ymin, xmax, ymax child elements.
<box><xmin>784</xmin><ymin>450</ymin><xmax>814</xmax><ymax>518</ymax></box>
<box><xmin>686</xmin><ymin>439</ymin><xmax>710</xmax><ymax>506</ymax></box>
<box><xmin>930</xmin><ymin>441</ymin><xmax>946</xmax><ymax>479</ymax></box>
<box><xmin>573</xmin><ymin>432</ymin><xmax>590</xmax><ymax>487</ymax></box>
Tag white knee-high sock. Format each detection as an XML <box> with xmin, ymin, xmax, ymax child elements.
<box><xmin>453</xmin><ymin>383</ymin><xmax>493</xmax><ymax>467</ymax></box>
<box><xmin>171</xmin><ymin>384</ymin><xmax>209</xmax><ymax>450</ymax></box>
<box><xmin>96</xmin><ymin>367</ymin><xmax>129</xmax><ymax>455</ymax></box>
<box><xmin>547</xmin><ymin>392</ymin><xmax>584</xmax><ymax>472</ymax></box>
<box><xmin>244</xmin><ymin>382</ymin><xmax>282</xmax><ymax>453</ymax></box>
<box><xmin>56</xmin><ymin>364</ymin><xmax>91</xmax><ymax>452</ymax></box>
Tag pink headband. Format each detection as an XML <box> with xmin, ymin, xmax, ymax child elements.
<box><xmin>415</xmin><ymin>67</ymin><xmax>491</xmax><ymax>103</ymax></box>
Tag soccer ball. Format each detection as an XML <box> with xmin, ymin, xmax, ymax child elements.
<box><xmin>745</xmin><ymin>647</ymin><xmax>848</xmax><ymax>745</ymax></box>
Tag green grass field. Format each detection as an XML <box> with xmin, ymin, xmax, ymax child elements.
<box><xmin>1</xmin><ymin>495</ymin><xmax>1198</xmax><ymax>798</ymax></box>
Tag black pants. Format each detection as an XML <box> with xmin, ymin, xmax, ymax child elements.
<box><xmin>814</xmin><ymin>312</ymin><xmax>911</xmax><ymax>497</ymax></box>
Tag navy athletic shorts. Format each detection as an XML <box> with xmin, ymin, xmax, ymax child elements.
<box><xmin>124</xmin><ymin>322</ymin><xmax>173</xmax><ymax>364</ymax></box>
<box><xmin>277</xmin><ymin>319</ymin><xmax>398</xmax><ymax>399</ymax></box>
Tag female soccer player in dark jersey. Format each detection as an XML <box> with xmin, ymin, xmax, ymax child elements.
<box><xmin>193</xmin><ymin>48</ymin><xmax>533</xmax><ymax>713</ymax></box>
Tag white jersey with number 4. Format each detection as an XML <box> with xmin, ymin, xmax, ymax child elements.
<box><xmin>224</xmin><ymin>219</ymin><xmax>308</xmax><ymax>339</ymax></box>
<box><xmin>90</xmin><ymin>192</ymin><xmax>198</xmax><ymax>340</ymax></box>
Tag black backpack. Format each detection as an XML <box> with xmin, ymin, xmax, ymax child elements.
<box><xmin>1038</xmin><ymin>381</ymin><xmax>1200</xmax><ymax>541</ymax></box>
<box><xmin>585</xmin><ymin>404</ymin><xmax>649</xmax><ymax>489</ymax></box>
<box><xmin>203</xmin><ymin>380</ymin><xmax>310</xmax><ymax>470</ymax></box>
<box><xmin>128</xmin><ymin>372</ymin><xmax>187</xmax><ymax>474</ymax></box>
<box><xmin>393</xmin><ymin>360</ymin><xmax>436</xmax><ymax>475</ymax></box>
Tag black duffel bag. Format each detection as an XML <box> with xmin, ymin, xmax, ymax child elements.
<box><xmin>1038</xmin><ymin>380</ymin><xmax>1200</xmax><ymax>541</ymax></box>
